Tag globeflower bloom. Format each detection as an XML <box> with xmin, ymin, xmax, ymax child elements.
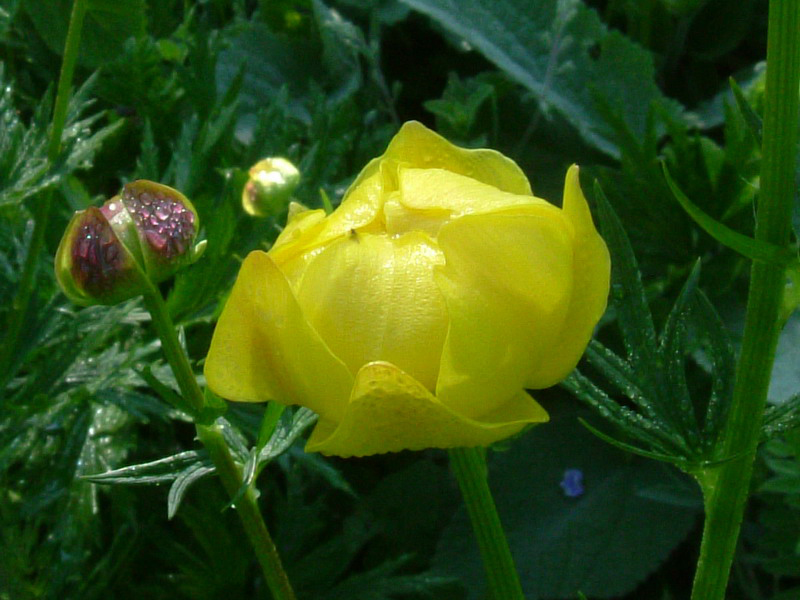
<box><xmin>205</xmin><ymin>122</ymin><xmax>610</xmax><ymax>457</ymax></box>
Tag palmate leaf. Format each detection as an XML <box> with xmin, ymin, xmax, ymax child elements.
<box><xmin>567</xmin><ymin>182</ymin><xmax>736</xmax><ymax>469</ymax></box>
<box><xmin>88</xmin><ymin>447</ymin><xmax>217</xmax><ymax>520</ymax></box>
<box><xmin>399</xmin><ymin>0</ymin><xmax>684</xmax><ymax>157</ymax></box>
<box><xmin>0</xmin><ymin>69</ymin><xmax>122</xmax><ymax>209</ymax></box>
<box><xmin>83</xmin><ymin>450</ymin><xmax>209</xmax><ymax>485</ymax></box>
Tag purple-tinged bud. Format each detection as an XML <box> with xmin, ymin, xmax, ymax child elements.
<box><xmin>242</xmin><ymin>157</ymin><xmax>300</xmax><ymax>217</ymax></box>
<box><xmin>55</xmin><ymin>180</ymin><xmax>205</xmax><ymax>306</ymax></box>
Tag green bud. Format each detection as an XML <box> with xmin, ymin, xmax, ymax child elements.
<box><xmin>55</xmin><ymin>180</ymin><xmax>205</xmax><ymax>306</ymax></box>
<box><xmin>242</xmin><ymin>157</ymin><xmax>300</xmax><ymax>217</ymax></box>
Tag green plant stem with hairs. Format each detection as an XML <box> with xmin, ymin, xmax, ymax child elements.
<box><xmin>449</xmin><ymin>447</ymin><xmax>525</xmax><ymax>600</ymax></box>
<box><xmin>141</xmin><ymin>283</ymin><xmax>297</xmax><ymax>600</ymax></box>
<box><xmin>0</xmin><ymin>0</ymin><xmax>87</xmax><ymax>389</ymax></box>
<box><xmin>690</xmin><ymin>2</ymin><xmax>800</xmax><ymax>599</ymax></box>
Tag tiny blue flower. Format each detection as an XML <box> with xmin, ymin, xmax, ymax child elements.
<box><xmin>560</xmin><ymin>468</ymin><xmax>584</xmax><ymax>498</ymax></box>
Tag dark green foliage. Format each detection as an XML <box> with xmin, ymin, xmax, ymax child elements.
<box><xmin>434</xmin><ymin>401</ymin><xmax>701</xmax><ymax>599</ymax></box>
<box><xmin>1</xmin><ymin>1</ymin><xmax>797</xmax><ymax>599</ymax></box>
<box><xmin>564</xmin><ymin>184</ymin><xmax>737</xmax><ymax>471</ymax></box>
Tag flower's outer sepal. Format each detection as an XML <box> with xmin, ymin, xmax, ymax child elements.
<box><xmin>55</xmin><ymin>206</ymin><xmax>147</xmax><ymax>306</ymax></box>
<box><xmin>120</xmin><ymin>180</ymin><xmax>201</xmax><ymax>282</ymax></box>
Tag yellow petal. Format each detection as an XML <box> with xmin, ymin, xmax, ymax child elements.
<box><xmin>305</xmin><ymin>361</ymin><xmax>548</xmax><ymax>456</ymax></box>
<box><xmin>204</xmin><ymin>251</ymin><xmax>353</xmax><ymax>421</ymax></box>
<box><xmin>295</xmin><ymin>231</ymin><xmax>447</xmax><ymax>392</ymax></box>
<box><xmin>524</xmin><ymin>166</ymin><xmax>611</xmax><ymax>388</ymax></box>
<box><xmin>269</xmin><ymin>207</ymin><xmax>326</xmax><ymax>267</ymax></box>
<box><xmin>346</xmin><ymin>121</ymin><xmax>533</xmax><ymax>198</ymax></box>
<box><xmin>435</xmin><ymin>211</ymin><xmax>574</xmax><ymax>418</ymax></box>
<box><xmin>385</xmin><ymin>167</ymin><xmax>552</xmax><ymax>236</ymax></box>
<box><xmin>270</xmin><ymin>171</ymin><xmax>386</xmax><ymax>276</ymax></box>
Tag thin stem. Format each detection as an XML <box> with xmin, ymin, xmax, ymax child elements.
<box><xmin>141</xmin><ymin>286</ymin><xmax>296</xmax><ymax>600</ymax></box>
<box><xmin>0</xmin><ymin>0</ymin><xmax>87</xmax><ymax>387</ymax></box>
<box><xmin>691</xmin><ymin>3</ymin><xmax>800</xmax><ymax>599</ymax></box>
<box><xmin>448</xmin><ymin>447</ymin><xmax>524</xmax><ymax>600</ymax></box>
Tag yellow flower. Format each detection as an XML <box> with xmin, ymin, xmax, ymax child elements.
<box><xmin>205</xmin><ymin>121</ymin><xmax>610</xmax><ymax>457</ymax></box>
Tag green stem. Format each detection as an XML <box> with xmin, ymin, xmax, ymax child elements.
<box><xmin>141</xmin><ymin>287</ymin><xmax>296</xmax><ymax>600</ymax></box>
<box><xmin>0</xmin><ymin>0</ymin><xmax>87</xmax><ymax>386</ymax></box>
<box><xmin>449</xmin><ymin>447</ymin><xmax>524</xmax><ymax>600</ymax></box>
<box><xmin>691</xmin><ymin>3</ymin><xmax>800</xmax><ymax>599</ymax></box>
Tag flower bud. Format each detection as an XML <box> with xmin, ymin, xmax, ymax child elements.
<box><xmin>242</xmin><ymin>157</ymin><xmax>300</xmax><ymax>217</ymax></box>
<box><xmin>56</xmin><ymin>180</ymin><xmax>205</xmax><ymax>306</ymax></box>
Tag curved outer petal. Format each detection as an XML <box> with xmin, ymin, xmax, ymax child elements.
<box><xmin>305</xmin><ymin>361</ymin><xmax>548</xmax><ymax>457</ymax></box>
<box><xmin>435</xmin><ymin>211</ymin><xmax>574</xmax><ymax>419</ymax></box>
<box><xmin>386</xmin><ymin>167</ymin><xmax>552</xmax><ymax>237</ymax></box>
<box><xmin>204</xmin><ymin>251</ymin><xmax>353</xmax><ymax>421</ymax></box>
<box><xmin>270</xmin><ymin>206</ymin><xmax>327</xmax><ymax>258</ymax></box>
<box><xmin>346</xmin><ymin>121</ymin><xmax>533</xmax><ymax>199</ymax></box>
<box><xmin>524</xmin><ymin>166</ymin><xmax>611</xmax><ymax>388</ymax></box>
<box><xmin>295</xmin><ymin>231</ymin><xmax>447</xmax><ymax>392</ymax></box>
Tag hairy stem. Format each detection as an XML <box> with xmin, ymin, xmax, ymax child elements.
<box><xmin>691</xmin><ymin>3</ymin><xmax>800</xmax><ymax>599</ymax></box>
<box><xmin>142</xmin><ymin>287</ymin><xmax>296</xmax><ymax>600</ymax></box>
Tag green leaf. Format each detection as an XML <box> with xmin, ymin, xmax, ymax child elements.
<box><xmin>256</xmin><ymin>407</ymin><xmax>317</xmax><ymax>465</ymax></box>
<box><xmin>216</xmin><ymin>22</ymin><xmax>323</xmax><ymax>124</ymax></box>
<box><xmin>399</xmin><ymin>0</ymin><xmax>683</xmax><ymax>156</ymax></box>
<box><xmin>433</xmin><ymin>405</ymin><xmax>700</xmax><ymax>598</ymax></box>
<box><xmin>563</xmin><ymin>369</ymin><xmax>685</xmax><ymax>457</ymax></box>
<box><xmin>321</xmin><ymin>555</ymin><xmax>456</xmax><ymax>600</ymax></box>
<box><xmin>763</xmin><ymin>394</ymin><xmax>800</xmax><ymax>439</ymax></box>
<box><xmin>0</xmin><ymin>70</ymin><xmax>121</xmax><ymax>209</ymax></box>
<box><xmin>593</xmin><ymin>181</ymin><xmax>660</xmax><ymax>379</ymax></box>
<box><xmin>658</xmin><ymin>263</ymin><xmax>703</xmax><ymax>449</ymax></box>
<box><xmin>137</xmin><ymin>364</ymin><xmax>195</xmax><ymax>416</ymax></box>
<box><xmin>25</xmin><ymin>0</ymin><xmax>146</xmax><ymax>68</ymax></box>
<box><xmin>167</xmin><ymin>462</ymin><xmax>216</xmax><ymax>519</ymax></box>
<box><xmin>730</xmin><ymin>77</ymin><xmax>763</xmax><ymax>145</ymax></box>
<box><xmin>230</xmin><ymin>407</ymin><xmax>319</xmax><ymax>506</ymax></box>
<box><xmin>256</xmin><ymin>401</ymin><xmax>285</xmax><ymax>452</ymax></box>
<box><xmin>663</xmin><ymin>162</ymin><xmax>795</xmax><ymax>265</ymax></box>
<box><xmin>579</xmin><ymin>418</ymin><xmax>689</xmax><ymax>467</ymax></box>
<box><xmin>424</xmin><ymin>73</ymin><xmax>496</xmax><ymax>139</ymax></box>
<box><xmin>197</xmin><ymin>387</ymin><xmax>228</xmax><ymax>426</ymax></box>
<box><xmin>312</xmin><ymin>0</ymin><xmax>364</xmax><ymax>103</ymax></box>
<box><xmin>690</xmin><ymin>290</ymin><xmax>736</xmax><ymax>445</ymax></box>
<box><xmin>759</xmin><ymin>475</ymin><xmax>800</xmax><ymax>495</ymax></box>
<box><xmin>83</xmin><ymin>450</ymin><xmax>209</xmax><ymax>485</ymax></box>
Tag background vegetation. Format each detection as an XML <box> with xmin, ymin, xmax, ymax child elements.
<box><xmin>2</xmin><ymin>0</ymin><xmax>799</xmax><ymax>598</ymax></box>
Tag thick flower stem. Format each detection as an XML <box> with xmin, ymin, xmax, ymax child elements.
<box><xmin>690</xmin><ymin>2</ymin><xmax>800</xmax><ymax>599</ymax></box>
<box><xmin>448</xmin><ymin>447</ymin><xmax>525</xmax><ymax>600</ymax></box>
<box><xmin>141</xmin><ymin>287</ymin><xmax>296</xmax><ymax>600</ymax></box>
<box><xmin>0</xmin><ymin>0</ymin><xmax>87</xmax><ymax>389</ymax></box>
